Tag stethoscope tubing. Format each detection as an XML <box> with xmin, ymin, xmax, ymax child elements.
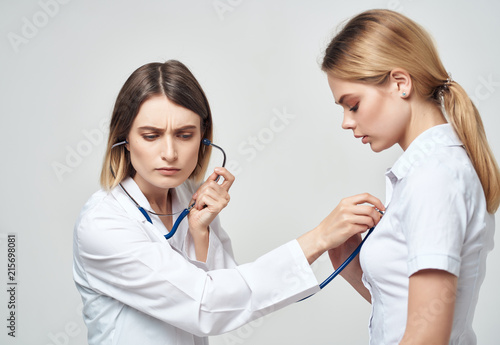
<box><xmin>164</xmin><ymin>208</ymin><xmax>191</xmax><ymax>239</ymax></box>
<box><xmin>298</xmin><ymin>227</ymin><xmax>374</xmax><ymax>302</ymax></box>
<box><xmin>319</xmin><ymin>226</ymin><xmax>373</xmax><ymax>289</ymax></box>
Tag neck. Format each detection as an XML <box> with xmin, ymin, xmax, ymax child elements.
<box><xmin>133</xmin><ymin>175</ymin><xmax>171</xmax><ymax>214</ymax></box>
<box><xmin>146</xmin><ymin>190</ymin><xmax>171</xmax><ymax>215</ymax></box>
<box><xmin>400</xmin><ymin>99</ymin><xmax>447</xmax><ymax>151</ymax></box>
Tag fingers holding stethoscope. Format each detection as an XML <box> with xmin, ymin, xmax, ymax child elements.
<box><xmin>317</xmin><ymin>193</ymin><xmax>385</xmax><ymax>250</ymax></box>
<box><xmin>211</xmin><ymin>167</ymin><xmax>235</xmax><ymax>192</ymax></box>
<box><xmin>191</xmin><ymin>167</ymin><xmax>234</xmax><ymax>210</ymax></box>
<box><xmin>350</xmin><ymin>204</ymin><xmax>384</xmax><ymax>230</ymax></box>
<box><xmin>344</xmin><ymin>193</ymin><xmax>385</xmax><ymax>229</ymax></box>
<box><xmin>188</xmin><ymin>167</ymin><xmax>234</xmax><ymax>231</ymax></box>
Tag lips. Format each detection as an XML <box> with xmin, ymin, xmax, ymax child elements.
<box><xmin>354</xmin><ymin>134</ymin><xmax>369</xmax><ymax>144</ymax></box>
<box><xmin>156</xmin><ymin>168</ymin><xmax>180</xmax><ymax>176</ymax></box>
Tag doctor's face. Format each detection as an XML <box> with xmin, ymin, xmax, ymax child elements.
<box><xmin>127</xmin><ymin>95</ymin><xmax>202</xmax><ymax>194</ymax></box>
<box><xmin>327</xmin><ymin>74</ymin><xmax>410</xmax><ymax>152</ymax></box>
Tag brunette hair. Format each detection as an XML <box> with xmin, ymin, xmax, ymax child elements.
<box><xmin>100</xmin><ymin>60</ymin><xmax>213</xmax><ymax>189</ymax></box>
<box><xmin>322</xmin><ymin>9</ymin><xmax>500</xmax><ymax>213</ymax></box>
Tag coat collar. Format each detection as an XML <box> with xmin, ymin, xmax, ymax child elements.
<box><xmin>110</xmin><ymin>177</ymin><xmax>192</xmax><ymax>226</ymax></box>
<box><xmin>111</xmin><ymin>177</ymin><xmax>154</xmax><ymax>224</ymax></box>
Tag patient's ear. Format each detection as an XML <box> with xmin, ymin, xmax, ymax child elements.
<box><xmin>389</xmin><ymin>68</ymin><xmax>412</xmax><ymax>98</ymax></box>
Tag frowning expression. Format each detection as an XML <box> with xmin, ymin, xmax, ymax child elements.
<box><xmin>127</xmin><ymin>95</ymin><xmax>202</xmax><ymax>194</ymax></box>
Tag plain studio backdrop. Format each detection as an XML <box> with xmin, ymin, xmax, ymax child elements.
<box><xmin>1</xmin><ymin>0</ymin><xmax>499</xmax><ymax>344</ymax></box>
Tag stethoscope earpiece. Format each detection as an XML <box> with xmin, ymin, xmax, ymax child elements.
<box><xmin>111</xmin><ymin>140</ymin><xmax>128</xmax><ymax>149</ymax></box>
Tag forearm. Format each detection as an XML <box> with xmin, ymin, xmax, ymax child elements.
<box><xmin>190</xmin><ymin>227</ymin><xmax>209</xmax><ymax>262</ymax></box>
<box><xmin>297</xmin><ymin>228</ymin><xmax>327</xmax><ymax>265</ymax></box>
<box><xmin>299</xmin><ymin>230</ymin><xmax>370</xmax><ymax>301</ymax></box>
<box><xmin>338</xmin><ymin>259</ymin><xmax>371</xmax><ymax>302</ymax></box>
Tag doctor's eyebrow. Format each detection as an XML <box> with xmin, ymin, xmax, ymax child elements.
<box><xmin>137</xmin><ymin>125</ymin><xmax>199</xmax><ymax>132</ymax></box>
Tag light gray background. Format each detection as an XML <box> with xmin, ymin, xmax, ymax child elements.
<box><xmin>1</xmin><ymin>0</ymin><xmax>499</xmax><ymax>344</ymax></box>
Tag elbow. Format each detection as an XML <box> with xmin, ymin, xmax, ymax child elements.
<box><xmin>400</xmin><ymin>332</ymin><xmax>451</xmax><ymax>345</ymax></box>
<box><xmin>193</xmin><ymin>308</ymin><xmax>255</xmax><ymax>337</ymax></box>
<box><xmin>175</xmin><ymin>306</ymin><xmax>253</xmax><ymax>337</ymax></box>
<box><xmin>401</xmin><ymin>341</ymin><xmax>449</xmax><ymax>345</ymax></box>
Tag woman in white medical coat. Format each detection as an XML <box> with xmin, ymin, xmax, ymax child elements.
<box><xmin>73</xmin><ymin>60</ymin><xmax>384</xmax><ymax>345</ymax></box>
<box><xmin>322</xmin><ymin>10</ymin><xmax>500</xmax><ymax>345</ymax></box>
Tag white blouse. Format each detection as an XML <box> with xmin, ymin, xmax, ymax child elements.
<box><xmin>73</xmin><ymin>177</ymin><xmax>319</xmax><ymax>345</ymax></box>
<box><xmin>360</xmin><ymin>124</ymin><xmax>495</xmax><ymax>344</ymax></box>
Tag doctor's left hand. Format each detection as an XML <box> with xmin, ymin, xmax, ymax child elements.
<box><xmin>188</xmin><ymin>167</ymin><xmax>235</xmax><ymax>237</ymax></box>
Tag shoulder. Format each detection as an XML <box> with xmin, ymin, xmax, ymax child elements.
<box><xmin>74</xmin><ymin>189</ymin><xmax>138</xmax><ymax>249</ymax></box>
<box><xmin>406</xmin><ymin>145</ymin><xmax>479</xmax><ymax>195</ymax></box>
<box><xmin>397</xmin><ymin>145</ymin><xmax>486</xmax><ymax>224</ymax></box>
<box><xmin>400</xmin><ymin>125</ymin><xmax>478</xmax><ymax>192</ymax></box>
<box><xmin>76</xmin><ymin>189</ymin><xmax>128</xmax><ymax>225</ymax></box>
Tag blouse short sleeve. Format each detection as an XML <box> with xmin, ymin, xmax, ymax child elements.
<box><xmin>399</xmin><ymin>153</ymin><xmax>471</xmax><ymax>277</ymax></box>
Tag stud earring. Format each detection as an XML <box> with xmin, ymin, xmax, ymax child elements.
<box><xmin>402</xmin><ymin>92</ymin><xmax>407</xmax><ymax>97</ymax></box>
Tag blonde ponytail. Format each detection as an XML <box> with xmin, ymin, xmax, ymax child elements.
<box><xmin>442</xmin><ymin>83</ymin><xmax>500</xmax><ymax>213</ymax></box>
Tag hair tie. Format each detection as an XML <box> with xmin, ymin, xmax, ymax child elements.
<box><xmin>432</xmin><ymin>73</ymin><xmax>453</xmax><ymax>101</ymax></box>
<box><xmin>443</xmin><ymin>73</ymin><xmax>453</xmax><ymax>91</ymax></box>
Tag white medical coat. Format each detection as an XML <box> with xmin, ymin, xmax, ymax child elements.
<box><xmin>73</xmin><ymin>177</ymin><xmax>319</xmax><ymax>345</ymax></box>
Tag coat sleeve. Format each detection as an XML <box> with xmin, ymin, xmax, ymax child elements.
<box><xmin>74</xmin><ymin>209</ymin><xmax>319</xmax><ymax>337</ymax></box>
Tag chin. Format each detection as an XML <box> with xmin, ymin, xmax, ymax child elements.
<box><xmin>369</xmin><ymin>143</ymin><xmax>386</xmax><ymax>153</ymax></box>
<box><xmin>370</xmin><ymin>140</ymin><xmax>397</xmax><ymax>153</ymax></box>
<box><xmin>148</xmin><ymin>176</ymin><xmax>183</xmax><ymax>190</ymax></box>
<box><xmin>161</xmin><ymin>179</ymin><xmax>186</xmax><ymax>189</ymax></box>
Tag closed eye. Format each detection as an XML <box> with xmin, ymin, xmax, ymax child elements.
<box><xmin>349</xmin><ymin>103</ymin><xmax>359</xmax><ymax>112</ymax></box>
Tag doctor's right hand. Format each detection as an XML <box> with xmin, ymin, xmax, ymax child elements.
<box><xmin>297</xmin><ymin>193</ymin><xmax>384</xmax><ymax>265</ymax></box>
<box><xmin>188</xmin><ymin>167</ymin><xmax>235</xmax><ymax>236</ymax></box>
<box><xmin>186</xmin><ymin>167</ymin><xmax>234</xmax><ymax>263</ymax></box>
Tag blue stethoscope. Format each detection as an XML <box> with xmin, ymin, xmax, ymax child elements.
<box><xmin>112</xmin><ymin>138</ymin><xmax>380</xmax><ymax>297</ymax></box>
<box><xmin>111</xmin><ymin>138</ymin><xmax>226</xmax><ymax>239</ymax></box>
<box><xmin>299</xmin><ymin>223</ymin><xmax>378</xmax><ymax>301</ymax></box>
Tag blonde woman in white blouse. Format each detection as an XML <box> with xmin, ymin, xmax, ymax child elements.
<box><xmin>322</xmin><ymin>9</ymin><xmax>500</xmax><ymax>345</ymax></box>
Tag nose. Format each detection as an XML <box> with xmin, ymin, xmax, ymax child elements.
<box><xmin>341</xmin><ymin>111</ymin><xmax>356</xmax><ymax>130</ymax></box>
<box><xmin>161</xmin><ymin>136</ymin><xmax>177</xmax><ymax>162</ymax></box>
